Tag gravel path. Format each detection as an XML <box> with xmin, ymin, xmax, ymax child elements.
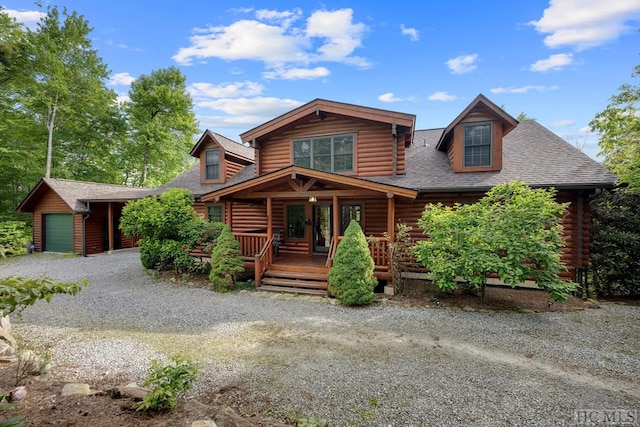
<box><xmin>1</xmin><ymin>250</ymin><xmax>639</xmax><ymax>426</ymax></box>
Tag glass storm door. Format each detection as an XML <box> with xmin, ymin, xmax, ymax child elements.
<box><xmin>312</xmin><ymin>204</ymin><xmax>332</xmax><ymax>253</ymax></box>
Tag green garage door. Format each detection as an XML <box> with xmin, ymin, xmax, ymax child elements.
<box><xmin>45</xmin><ymin>214</ymin><xmax>73</xmax><ymax>252</ymax></box>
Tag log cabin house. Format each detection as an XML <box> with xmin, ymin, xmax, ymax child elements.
<box><xmin>17</xmin><ymin>94</ymin><xmax>617</xmax><ymax>295</ymax></box>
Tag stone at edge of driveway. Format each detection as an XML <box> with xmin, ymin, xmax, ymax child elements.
<box><xmin>61</xmin><ymin>383</ymin><xmax>92</xmax><ymax>396</ymax></box>
<box><xmin>192</xmin><ymin>421</ymin><xmax>217</xmax><ymax>427</ymax></box>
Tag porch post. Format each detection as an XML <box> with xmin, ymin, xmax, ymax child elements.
<box><xmin>387</xmin><ymin>194</ymin><xmax>395</xmax><ymax>242</ymax></box>
<box><xmin>332</xmin><ymin>195</ymin><xmax>340</xmax><ymax>239</ymax></box>
<box><xmin>266</xmin><ymin>196</ymin><xmax>273</xmax><ymax>240</ymax></box>
<box><xmin>107</xmin><ymin>202</ymin><xmax>114</xmax><ymax>252</ymax></box>
<box><xmin>225</xmin><ymin>200</ymin><xmax>233</xmax><ymax>228</ymax></box>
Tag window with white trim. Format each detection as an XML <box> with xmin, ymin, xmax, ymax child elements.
<box><xmin>463</xmin><ymin>124</ymin><xmax>491</xmax><ymax>167</ymax></box>
<box><xmin>293</xmin><ymin>134</ymin><xmax>354</xmax><ymax>172</ymax></box>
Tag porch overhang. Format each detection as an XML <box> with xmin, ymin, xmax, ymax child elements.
<box><xmin>200</xmin><ymin>165</ymin><xmax>418</xmax><ymax>202</ymax></box>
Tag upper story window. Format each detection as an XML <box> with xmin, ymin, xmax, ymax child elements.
<box><xmin>205</xmin><ymin>149</ymin><xmax>220</xmax><ymax>180</ymax></box>
<box><xmin>293</xmin><ymin>134</ymin><xmax>354</xmax><ymax>173</ymax></box>
<box><xmin>463</xmin><ymin>124</ymin><xmax>491</xmax><ymax>167</ymax></box>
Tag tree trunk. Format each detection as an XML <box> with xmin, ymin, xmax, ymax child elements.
<box><xmin>481</xmin><ymin>273</ymin><xmax>487</xmax><ymax>305</ymax></box>
<box><xmin>45</xmin><ymin>95</ymin><xmax>58</xmax><ymax>178</ymax></box>
<box><xmin>140</xmin><ymin>147</ymin><xmax>148</xmax><ymax>186</ymax></box>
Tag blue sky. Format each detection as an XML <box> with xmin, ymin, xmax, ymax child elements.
<box><xmin>4</xmin><ymin>0</ymin><xmax>640</xmax><ymax>160</ymax></box>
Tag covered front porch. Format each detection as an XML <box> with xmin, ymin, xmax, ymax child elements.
<box><xmin>201</xmin><ymin>166</ymin><xmax>418</xmax><ymax>294</ymax></box>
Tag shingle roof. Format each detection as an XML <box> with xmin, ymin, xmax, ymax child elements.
<box><xmin>16</xmin><ymin>178</ymin><xmax>150</xmax><ymax>213</ymax></box>
<box><xmin>190</xmin><ymin>129</ymin><xmax>254</xmax><ymax>161</ymax></box>
<box><xmin>155</xmin><ymin>163</ymin><xmax>255</xmax><ymax>198</ymax></box>
<box><xmin>367</xmin><ymin>120</ymin><xmax>617</xmax><ymax>191</ymax></box>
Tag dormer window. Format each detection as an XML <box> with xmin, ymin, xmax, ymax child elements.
<box><xmin>205</xmin><ymin>149</ymin><xmax>220</xmax><ymax>180</ymax></box>
<box><xmin>463</xmin><ymin>124</ymin><xmax>492</xmax><ymax>167</ymax></box>
<box><xmin>293</xmin><ymin>134</ymin><xmax>354</xmax><ymax>172</ymax></box>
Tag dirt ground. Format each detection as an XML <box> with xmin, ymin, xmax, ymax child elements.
<box><xmin>0</xmin><ymin>278</ymin><xmax>614</xmax><ymax>426</ymax></box>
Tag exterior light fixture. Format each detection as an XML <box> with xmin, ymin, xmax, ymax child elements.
<box><xmin>308</xmin><ymin>196</ymin><xmax>317</xmax><ymax>202</ymax></box>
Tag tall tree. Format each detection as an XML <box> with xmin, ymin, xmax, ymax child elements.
<box><xmin>123</xmin><ymin>67</ymin><xmax>198</xmax><ymax>186</ymax></box>
<box><xmin>22</xmin><ymin>6</ymin><xmax>119</xmax><ymax>179</ymax></box>
<box><xmin>590</xmin><ymin>64</ymin><xmax>640</xmax><ymax>192</ymax></box>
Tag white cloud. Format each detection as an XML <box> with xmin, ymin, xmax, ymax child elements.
<box><xmin>401</xmin><ymin>24</ymin><xmax>419</xmax><ymax>41</ymax></box>
<box><xmin>173</xmin><ymin>8</ymin><xmax>369</xmax><ymax>69</ymax></box>
<box><xmin>263</xmin><ymin>66</ymin><xmax>330</xmax><ymax>80</ymax></box>
<box><xmin>378</xmin><ymin>93</ymin><xmax>402</xmax><ymax>103</ymax></box>
<box><xmin>195</xmin><ymin>97</ymin><xmax>303</xmax><ymax>116</ymax></box>
<box><xmin>188</xmin><ymin>81</ymin><xmax>264</xmax><ymax>99</ymax></box>
<box><xmin>115</xmin><ymin>94</ymin><xmax>130</xmax><ymax>105</ymax></box>
<box><xmin>428</xmin><ymin>91</ymin><xmax>457</xmax><ymax>101</ymax></box>
<box><xmin>255</xmin><ymin>8</ymin><xmax>302</xmax><ymax>28</ymax></box>
<box><xmin>446</xmin><ymin>54</ymin><xmax>478</xmax><ymax>74</ymax></box>
<box><xmin>4</xmin><ymin>8</ymin><xmax>45</xmax><ymax>27</ymax></box>
<box><xmin>530</xmin><ymin>0</ymin><xmax>640</xmax><ymax>49</ymax></box>
<box><xmin>108</xmin><ymin>72</ymin><xmax>136</xmax><ymax>86</ymax></box>
<box><xmin>553</xmin><ymin>119</ymin><xmax>576</xmax><ymax>127</ymax></box>
<box><xmin>306</xmin><ymin>9</ymin><xmax>369</xmax><ymax>67</ymax></box>
<box><xmin>490</xmin><ymin>85</ymin><xmax>559</xmax><ymax>94</ymax></box>
<box><xmin>530</xmin><ymin>53</ymin><xmax>574</xmax><ymax>72</ymax></box>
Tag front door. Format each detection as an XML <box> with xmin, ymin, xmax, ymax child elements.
<box><xmin>312</xmin><ymin>204</ymin><xmax>332</xmax><ymax>253</ymax></box>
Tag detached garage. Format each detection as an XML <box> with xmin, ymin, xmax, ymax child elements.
<box><xmin>16</xmin><ymin>178</ymin><xmax>147</xmax><ymax>255</ymax></box>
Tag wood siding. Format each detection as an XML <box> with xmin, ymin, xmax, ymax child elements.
<box><xmin>258</xmin><ymin>115</ymin><xmax>405</xmax><ymax>177</ymax></box>
<box><xmin>32</xmin><ymin>188</ymin><xmax>73</xmax><ymax>253</ymax></box>
<box><xmin>225</xmin><ymin>154</ymin><xmax>246</xmax><ymax>180</ymax></box>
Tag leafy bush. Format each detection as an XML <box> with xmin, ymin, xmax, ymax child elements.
<box><xmin>413</xmin><ymin>181</ymin><xmax>575</xmax><ymax>303</ymax></box>
<box><xmin>0</xmin><ymin>276</ymin><xmax>87</xmax><ymax>317</ymax></box>
<box><xmin>590</xmin><ymin>189</ymin><xmax>640</xmax><ymax>296</ymax></box>
<box><xmin>0</xmin><ymin>394</ymin><xmax>24</xmax><ymax>427</ymax></box>
<box><xmin>135</xmin><ymin>356</ymin><xmax>198</xmax><ymax>412</ymax></box>
<box><xmin>0</xmin><ymin>222</ymin><xmax>32</xmax><ymax>258</ymax></box>
<box><xmin>121</xmin><ymin>188</ymin><xmax>218</xmax><ymax>273</ymax></box>
<box><xmin>328</xmin><ymin>220</ymin><xmax>377</xmax><ymax>306</ymax></box>
<box><xmin>209</xmin><ymin>224</ymin><xmax>244</xmax><ymax>292</ymax></box>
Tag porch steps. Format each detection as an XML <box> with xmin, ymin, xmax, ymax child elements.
<box><xmin>258</xmin><ymin>269</ymin><xmax>329</xmax><ymax>296</ymax></box>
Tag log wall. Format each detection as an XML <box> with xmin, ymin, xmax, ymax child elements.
<box><xmin>258</xmin><ymin>115</ymin><xmax>405</xmax><ymax>177</ymax></box>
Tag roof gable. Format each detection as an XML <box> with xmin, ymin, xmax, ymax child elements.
<box><xmin>190</xmin><ymin>129</ymin><xmax>255</xmax><ymax>162</ymax></box>
<box><xmin>436</xmin><ymin>94</ymin><xmax>518</xmax><ymax>152</ymax></box>
<box><xmin>240</xmin><ymin>98</ymin><xmax>416</xmax><ymax>144</ymax></box>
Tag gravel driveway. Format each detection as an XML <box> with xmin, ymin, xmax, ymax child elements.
<box><xmin>2</xmin><ymin>250</ymin><xmax>639</xmax><ymax>426</ymax></box>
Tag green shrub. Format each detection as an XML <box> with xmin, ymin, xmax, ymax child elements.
<box><xmin>413</xmin><ymin>181</ymin><xmax>574</xmax><ymax>303</ymax></box>
<box><xmin>0</xmin><ymin>222</ymin><xmax>32</xmax><ymax>258</ymax></box>
<box><xmin>135</xmin><ymin>356</ymin><xmax>198</xmax><ymax>412</ymax></box>
<box><xmin>328</xmin><ymin>220</ymin><xmax>377</xmax><ymax>306</ymax></box>
<box><xmin>209</xmin><ymin>224</ymin><xmax>244</xmax><ymax>292</ymax></box>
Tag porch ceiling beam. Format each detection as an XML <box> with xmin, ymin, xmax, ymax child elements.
<box><xmin>287</xmin><ymin>179</ymin><xmax>303</xmax><ymax>192</ymax></box>
<box><xmin>302</xmin><ymin>178</ymin><xmax>317</xmax><ymax>191</ymax></box>
<box><xmin>246</xmin><ymin>189</ymin><xmax>383</xmax><ymax>199</ymax></box>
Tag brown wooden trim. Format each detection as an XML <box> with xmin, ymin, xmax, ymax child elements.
<box><xmin>248</xmin><ymin>189</ymin><xmax>383</xmax><ymax>199</ymax></box>
<box><xmin>387</xmin><ymin>197</ymin><xmax>395</xmax><ymax>242</ymax></box>
<box><xmin>200</xmin><ymin>165</ymin><xmax>418</xmax><ymax>202</ymax></box>
<box><xmin>108</xmin><ymin>202</ymin><xmax>114</xmax><ymax>251</ymax></box>
<box><xmin>332</xmin><ymin>195</ymin><xmax>340</xmax><ymax>242</ymax></box>
<box><xmin>241</xmin><ymin>98</ymin><xmax>415</xmax><ymax>143</ymax></box>
<box><xmin>200</xmin><ymin>145</ymin><xmax>226</xmax><ymax>185</ymax></box>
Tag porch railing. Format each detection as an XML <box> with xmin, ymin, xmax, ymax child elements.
<box><xmin>254</xmin><ymin>236</ymin><xmax>273</xmax><ymax>287</ymax></box>
<box><xmin>326</xmin><ymin>236</ymin><xmax>390</xmax><ymax>271</ymax></box>
<box><xmin>234</xmin><ymin>232</ymin><xmax>267</xmax><ymax>258</ymax></box>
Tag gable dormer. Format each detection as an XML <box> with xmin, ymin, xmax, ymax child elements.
<box><xmin>190</xmin><ymin>130</ymin><xmax>254</xmax><ymax>184</ymax></box>
<box><xmin>239</xmin><ymin>99</ymin><xmax>415</xmax><ymax>177</ymax></box>
<box><xmin>436</xmin><ymin>94</ymin><xmax>518</xmax><ymax>173</ymax></box>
